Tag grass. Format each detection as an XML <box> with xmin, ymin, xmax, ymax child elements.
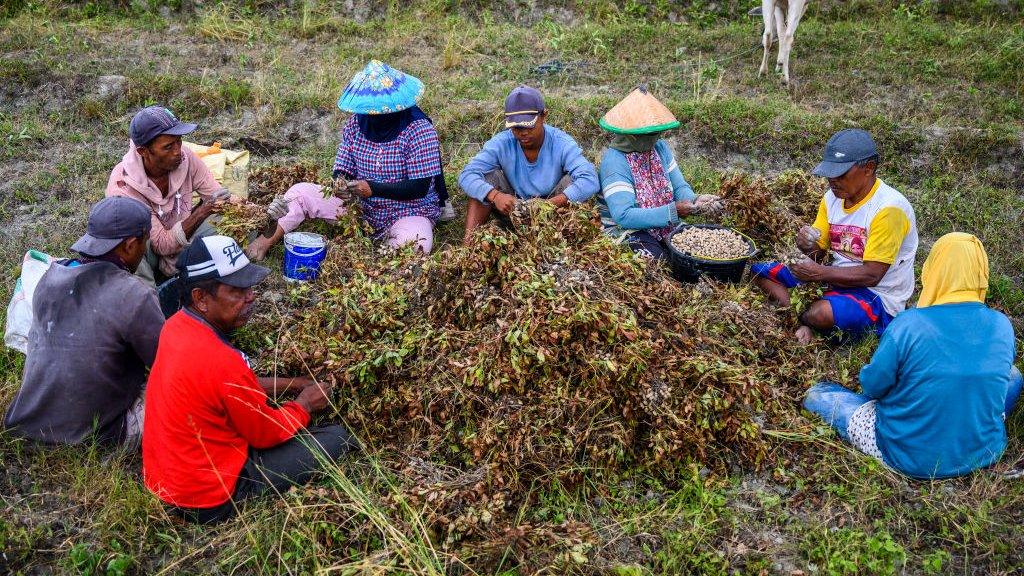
<box><xmin>2</xmin><ymin>0</ymin><xmax>1024</xmax><ymax>573</ymax></box>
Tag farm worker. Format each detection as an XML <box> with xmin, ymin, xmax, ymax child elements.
<box><xmin>458</xmin><ymin>85</ymin><xmax>600</xmax><ymax>243</ymax></box>
<box><xmin>750</xmin><ymin>129</ymin><xmax>918</xmax><ymax>343</ymax></box>
<box><xmin>106</xmin><ymin>105</ymin><xmax>229</xmax><ymax>286</ymax></box>
<box><xmin>143</xmin><ymin>235</ymin><xmax>356</xmax><ymax>524</ymax></box>
<box><xmin>4</xmin><ymin>197</ymin><xmax>162</xmax><ymax>449</ymax></box>
<box><xmin>595</xmin><ymin>87</ymin><xmax>723</xmax><ymax>260</ymax></box>
<box><xmin>803</xmin><ymin>233</ymin><xmax>1021</xmax><ymax>478</ymax></box>
<box><xmin>245</xmin><ymin>60</ymin><xmax>451</xmax><ymax>260</ymax></box>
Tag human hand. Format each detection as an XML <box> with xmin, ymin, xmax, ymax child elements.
<box><xmin>796</xmin><ymin>225</ymin><xmax>822</xmax><ymax>254</ymax></box>
<box><xmin>348</xmin><ymin>180</ymin><xmax>372</xmax><ymax>199</ymax></box>
<box><xmin>194</xmin><ymin>189</ymin><xmax>229</xmax><ymax>217</ymax></box>
<box><xmin>487</xmin><ymin>189</ymin><xmax>517</xmax><ymax>215</ymax></box>
<box><xmin>547</xmin><ymin>192</ymin><xmax>569</xmax><ymax>208</ymax></box>
<box><xmin>295</xmin><ymin>380</ymin><xmax>333</xmax><ymax>413</ymax></box>
<box><xmin>208</xmin><ymin>188</ymin><xmax>231</xmax><ymax>213</ymax></box>
<box><xmin>193</xmin><ymin>198</ymin><xmax>217</xmax><ymax>219</ymax></box>
<box><xmin>693</xmin><ymin>194</ymin><xmax>724</xmax><ymax>215</ymax></box>
<box><xmin>333</xmin><ymin>174</ymin><xmax>349</xmax><ymax>191</ymax></box>
<box><xmin>789</xmin><ymin>257</ymin><xmax>821</xmax><ymax>282</ymax></box>
<box><xmin>675</xmin><ymin>200</ymin><xmax>696</xmax><ymax>217</ymax></box>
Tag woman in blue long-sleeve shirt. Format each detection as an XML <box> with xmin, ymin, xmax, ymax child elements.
<box><xmin>596</xmin><ymin>88</ymin><xmax>722</xmax><ymax>260</ymax></box>
<box><xmin>804</xmin><ymin>233</ymin><xmax>1022</xmax><ymax>478</ymax></box>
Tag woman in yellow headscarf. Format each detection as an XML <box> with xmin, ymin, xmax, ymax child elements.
<box><xmin>803</xmin><ymin>233</ymin><xmax>1021</xmax><ymax>478</ymax></box>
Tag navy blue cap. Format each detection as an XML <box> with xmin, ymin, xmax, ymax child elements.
<box><xmin>72</xmin><ymin>197</ymin><xmax>152</xmax><ymax>257</ymax></box>
<box><xmin>812</xmin><ymin>129</ymin><xmax>878</xmax><ymax>178</ymax></box>
<box><xmin>504</xmin><ymin>85</ymin><xmax>545</xmax><ymax>128</ymax></box>
<box><xmin>130</xmin><ymin>106</ymin><xmax>197</xmax><ymax>146</ymax></box>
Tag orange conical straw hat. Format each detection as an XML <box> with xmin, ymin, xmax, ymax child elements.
<box><xmin>599</xmin><ymin>86</ymin><xmax>680</xmax><ymax>134</ymax></box>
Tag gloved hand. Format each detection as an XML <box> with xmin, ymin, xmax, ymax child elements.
<box><xmin>693</xmin><ymin>194</ymin><xmax>725</xmax><ymax>215</ymax></box>
<box><xmin>266</xmin><ymin>196</ymin><xmax>290</xmax><ymax>220</ymax></box>
<box><xmin>210</xmin><ymin>187</ymin><xmax>231</xmax><ymax>203</ymax></box>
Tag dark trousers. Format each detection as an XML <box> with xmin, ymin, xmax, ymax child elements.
<box><xmin>169</xmin><ymin>424</ymin><xmax>357</xmax><ymax>524</ymax></box>
<box><xmin>625</xmin><ymin>230</ymin><xmax>668</xmax><ymax>261</ymax></box>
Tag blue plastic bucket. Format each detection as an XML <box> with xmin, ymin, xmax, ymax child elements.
<box><xmin>283</xmin><ymin>232</ymin><xmax>327</xmax><ymax>282</ymax></box>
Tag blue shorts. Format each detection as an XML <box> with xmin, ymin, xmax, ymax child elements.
<box><xmin>752</xmin><ymin>261</ymin><xmax>891</xmax><ymax>335</ymax></box>
<box><xmin>823</xmin><ymin>287</ymin><xmax>891</xmax><ymax>335</ymax></box>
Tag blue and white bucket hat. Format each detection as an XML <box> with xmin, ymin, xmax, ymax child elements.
<box><xmin>337</xmin><ymin>60</ymin><xmax>425</xmax><ymax>115</ymax></box>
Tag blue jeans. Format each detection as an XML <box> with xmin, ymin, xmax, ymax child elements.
<box><xmin>804</xmin><ymin>367</ymin><xmax>1023</xmax><ymax>441</ymax></box>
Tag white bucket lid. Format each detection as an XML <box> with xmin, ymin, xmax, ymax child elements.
<box><xmin>284</xmin><ymin>231</ymin><xmax>326</xmax><ymax>249</ymax></box>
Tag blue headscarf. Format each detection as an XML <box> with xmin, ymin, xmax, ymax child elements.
<box><xmin>356</xmin><ymin>106</ymin><xmax>429</xmax><ymax>144</ymax></box>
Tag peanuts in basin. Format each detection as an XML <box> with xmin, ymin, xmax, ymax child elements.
<box><xmin>670</xmin><ymin>227</ymin><xmax>749</xmax><ymax>260</ymax></box>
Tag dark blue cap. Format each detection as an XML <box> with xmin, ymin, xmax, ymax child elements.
<box><xmin>129</xmin><ymin>106</ymin><xmax>197</xmax><ymax>146</ymax></box>
<box><xmin>72</xmin><ymin>197</ymin><xmax>152</xmax><ymax>257</ymax></box>
<box><xmin>504</xmin><ymin>85</ymin><xmax>545</xmax><ymax>128</ymax></box>
<box><xmin>812</xmin><ymin>129</ymin><xmax>878</xmax><ymax>178</ymax></box>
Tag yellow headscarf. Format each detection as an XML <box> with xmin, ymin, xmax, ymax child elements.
<box><xmin>917</xmin><ymin>232</ymin><xmax>989</xmax><ymax>308</ymax></box>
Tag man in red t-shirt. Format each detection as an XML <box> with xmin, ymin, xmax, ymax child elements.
<box><xmin>143</xmin><ymin>235</ymin><xmax>355</xmax><ymax>523</ymax></box>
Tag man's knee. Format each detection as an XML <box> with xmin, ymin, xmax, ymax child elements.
<box><xmin>801</xmin><ymin>300</ymin><xmax>835</xmax><ymax>330</ymax></box>
<box><xmin>285</xmin><ymin>181</ymin><xmax>322</xmax><ymax>200</ymax></box>
<box><xmin>803</xmin><ymin>381</ymin><xmax>847</xmax><ymax>412</ymax></box>
<box><xmin>308</xmin><ymin>424</ymin><xmax>358</xmax><ymax>462</ymax></box>
<box><xmin>753</xmin><ymin>275</ymin><xmax>775</xmax><ymax>291</ymax></box>
<box><xmin>551</xmin><ymin>173</ymin><xmax>573</xmax><ymax>197</ymax></box>
<box><xmin>482</xmin><ymin>169</ymin><xmax>513</xmax><ymax>195</ymax></box>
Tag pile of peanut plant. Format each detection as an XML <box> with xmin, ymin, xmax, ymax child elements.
<box><xmin>237</xmin><ymin>178</ymin><xmax>836</xmax><ymax>564</ymax></box>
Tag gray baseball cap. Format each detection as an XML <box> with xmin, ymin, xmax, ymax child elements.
<box><xmin>130</xmin><ymin>106</ymin><xmax>197</xmax><ymax>146</ymax></box>
<box><xmin>504</xmin><ymin>85</ymin><xmax>545</xmax><ymax>128</ymax></box>
<box><xmin>812</xmin><ymin>129</ymin><xmax>878</xmax><ymax>178</ymax></box>
<box><xmin>72</xmin><ymin>197</ymin><xmax>152</xmax><ymax>257</ymax></box>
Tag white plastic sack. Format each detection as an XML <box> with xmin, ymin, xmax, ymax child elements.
<box><xmin>4</xmin><ymin>250</ymin><xmax>53</xmax><ymax>354</ymax></box>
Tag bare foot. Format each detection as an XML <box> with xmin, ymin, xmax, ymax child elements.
<box><xmin>794</xmin><ymin>325</ymin><xmax>814</xmax><ymax>345</ymax></box>
<box><xmin>245</xmin><ymin>235</ymin><xmax>276</xmax><ymax>261</ymax></box>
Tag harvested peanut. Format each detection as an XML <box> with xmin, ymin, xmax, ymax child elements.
<box><xmin>670</xmin><ymin>227</ymin><xmax>749</xmax><ymax>260</ymax></box>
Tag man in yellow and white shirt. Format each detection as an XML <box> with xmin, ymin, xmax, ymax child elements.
<box><xmin>752</xmin><ymin>129</ymin><xmax>919</xmax><ymax>343</ymax></box>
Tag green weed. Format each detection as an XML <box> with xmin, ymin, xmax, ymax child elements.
<box><xmin>802</xmin><ymin>524</ymin><xmax>907</xmax><ymax>576</ymax></box>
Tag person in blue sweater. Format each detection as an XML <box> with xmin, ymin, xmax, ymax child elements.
<box><xmin>803</xmin><ymin>233</ymin><xmax>1022</xmax><ymax>478</ymax></box>
<box><xmin>458</xmin><ymin>85</ymin><xmax>599</xmax><ymax>243</ymax></box>
<box><xmin>595</xmin><ymin>88</ymin><xmax>723</xmax><ymax>260</ymax></box>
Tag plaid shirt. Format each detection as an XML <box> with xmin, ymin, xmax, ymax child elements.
<box><xmin>333</xmin><ymin>116</ymin><xmax>441</xmax><ymax>234</ymax></box>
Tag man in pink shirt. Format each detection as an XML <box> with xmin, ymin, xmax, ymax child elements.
<box><xmin>106</xmin><ymin>106</ymin><xmax>227</xmax><ymax>286</ymax></box>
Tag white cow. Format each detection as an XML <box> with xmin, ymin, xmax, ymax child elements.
<box><xmin>757</xmin><ymin>0</ymin><xmax>808</xmax><ymax>85</ymax></box>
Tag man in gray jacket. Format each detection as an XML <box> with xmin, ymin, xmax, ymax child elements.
<box><xmin>4</xmin><ymin>197</ymin><xmax>164</xmax><ymax>449</ymax></box>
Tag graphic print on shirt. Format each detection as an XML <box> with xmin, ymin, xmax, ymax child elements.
<box><xmin>829</xmin><ymin>223</ymin><xmax>867</xmax><ymax>262</ymax></box>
